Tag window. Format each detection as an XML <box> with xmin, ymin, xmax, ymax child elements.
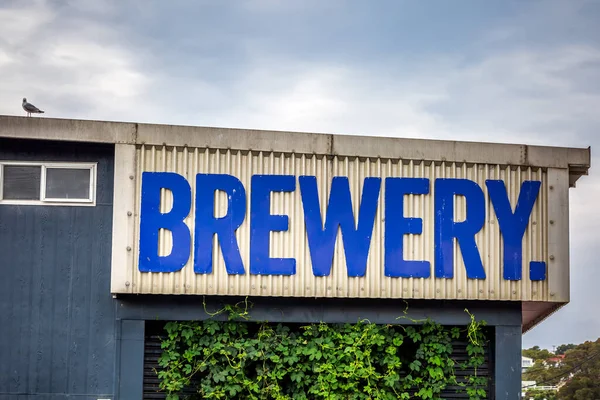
<box><xmin>2</xmin><ymin>165</ymin><xmax>41</xmax><ymax>200</ymax></box>
<box><xmin>0</xmin><ymin>162</ymin><xmax>97</xmax><ymax>205</ymax></box>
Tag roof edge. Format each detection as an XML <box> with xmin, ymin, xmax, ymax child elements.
<box><xmin>522</xmin><ymin>301</ymin><xmax>567</xmax><ymax>333</ymax></box>
<box><xmin>0</xmin><ymin>115</ymin><xmax>591</xmax><ymax>172</ymax></box>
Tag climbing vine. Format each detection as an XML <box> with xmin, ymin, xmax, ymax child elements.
<box><xmin>156</xmin><ymin>300</ymin><xmax>488</xmax><ymax>399</ymax></box>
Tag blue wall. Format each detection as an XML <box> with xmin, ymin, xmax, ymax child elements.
<box><xmin>0</xmin><ymin>139</ymin><xmax>116</xmax><ymax>400</ymax></box>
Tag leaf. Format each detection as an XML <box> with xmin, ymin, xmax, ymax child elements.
<box><xmin>290</xmin><ymin>371</ymin><xmax>305</xmax><ymax>383</ymax></box>
<box><xmin>182</xmin><ymin>328</ymin><xmax>193</xmax><ymax>341</ymax></box>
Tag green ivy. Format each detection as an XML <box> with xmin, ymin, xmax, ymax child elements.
<box><xmin>156</xmin><ymin>301</ymin><xmax>488</xmax><ymax>400</ymax></box>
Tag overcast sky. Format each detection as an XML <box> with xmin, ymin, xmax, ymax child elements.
<box><xmin>1</xmin><ymin>0</ymin><xmax>599</xmax><ymax>349</ymax></box>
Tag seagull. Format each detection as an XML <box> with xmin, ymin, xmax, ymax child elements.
<box><xmin>22</xmin><ymin>98</ymin><xmax>45</xmax><ymax>117</ymax></box>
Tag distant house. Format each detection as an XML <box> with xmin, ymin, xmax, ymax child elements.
<box><xmin>522</xmin><ymin>356</ymin><xmax>534</xmax><ymax>373</ymax></box>
<box><xmin>544</xmin><ymin>354</ymin><xmax>566</xmax><ymax>367</ymax></box>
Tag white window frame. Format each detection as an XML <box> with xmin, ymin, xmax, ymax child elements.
<box><xmin>0</xmin><ymin>161</ymin><xmax>97</xmax><ymax>206</ymax></box>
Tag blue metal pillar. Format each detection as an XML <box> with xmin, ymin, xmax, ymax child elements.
<box><xmin>495</xmin><ymin>324</ymin><xmax>522</xmax><ymax>399</ymax></box>
<box><xmin>117</xmin><ymin>320</ymin><xmax>145</xmax><ymax>399</ymax></box>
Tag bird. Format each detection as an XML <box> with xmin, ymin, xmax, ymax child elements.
<box><xmin>22</xmin><ymin>98</ymin><xmax>45</xmax><ymax>117</ymax></box>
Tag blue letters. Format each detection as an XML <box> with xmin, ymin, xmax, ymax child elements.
<box><xmin>194</xmin><ymin>174</ymin><xmax>246</xmax><ymax>274</ymax></box>
<box><xmin>434</xmin><ymin>179</ymin><xmax>486</xmax><ymax>279</ymax></box>
<box><xmin>486</xmin><ymin>180</ymin><xmax>542</xmax><ymax>280</ymax></box>
<box><xmin>139</xmin><ymin>172</ymin><xmax>192</xmax><ymax>272</ymax></box>
<box><xmin>299</xmin><ymin>176</ymin><xmax>380</xmax><ymax>277</ymax></box>
<box><xmin>250</xmin><ymin>175</ymin><xmax>296</xmax><ymax>275</ymax></box>
<box><xmin>137</xmin><ymin>172</ymin><xmax>546</xmax><ymax>282</ymax></box>
<box><xmin>529</xmin><ymin>261</ymin><xmax>546</xmax><ymax>281</ymax></box>
<box><xmin>385</xmin><ymin>178</ymin><xmax>430</xmax><ymax>278</ymax></box>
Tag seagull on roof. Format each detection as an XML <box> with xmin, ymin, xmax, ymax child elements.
<box><xmin>22</xmin><ymin>98</ymin><xmax>45</xmax><ymax>117</ymax></box>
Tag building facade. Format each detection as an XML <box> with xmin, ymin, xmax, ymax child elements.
<box><xmin>522</xmin><ymin>356</ymin><xmax>534</xmax><ymax>373</ymax></box>
<box><xmin>0</xmin><ymin>115</ymin><xmax>591</xmax><ymax>399</ymax></box>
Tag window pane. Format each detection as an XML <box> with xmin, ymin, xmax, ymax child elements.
<box><xmin>2</xmin><ymin>165</ymin><xmax>41</xmax><ymax>200</ymax></box>
<box><xmin>45</xmin><ymin>168</ymin><xmax>91</xmax><ymax>200</ymax></box>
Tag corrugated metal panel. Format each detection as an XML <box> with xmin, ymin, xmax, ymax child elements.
<box><xmin>125</xmin><ymin>144</ymin><xmax>553</xmax><ymax>301</ymax></box>
<box><xmin>0</xmin><ymin>139</ymin><xmax>116</xmax><ymax>398</ymax></box>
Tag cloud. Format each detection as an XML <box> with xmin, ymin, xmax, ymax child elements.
<box><xmin>4</xmin><ymin>1</ymin><xmax>598</xmax><ymax>149</ymax></box>
<box><xmin>0</xmin><ymin>0</ymin><xmax>149</xmax><ymax>118</ymax></box>
<box><xmin>0</xmin><ymin>1</ymin><xmax>55</xmax><ymax>48</ymax></box>
<box><xmin>44</xmin><ymin>40</ymin><xmax>147</xmax><ymax>97</ymax></box>
<box><xmin>169</xmin><ymin>44</ymin><xmax>600</xmax><ymax>151</ymax></box>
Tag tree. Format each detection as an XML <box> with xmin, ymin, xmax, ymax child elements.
<box><xmin>523</xmin><ymin>346</ymin><xmax>555</xmax><ymax>361</ymax></box>
<box><xmin>523</xmin><ymin>360</ymin><xmax>562</xmax><ymax>386</ymax></box>
<box><xmin>555</xmin><ymin>344</ymin><xmax>576</xmax><ymax>355</ymax></box>
<box><xmin>525</xmin><ymin>388</ymin><xmax>557</xmax><ymax>400</ymax></box>
<box><xmin>557</xmin><ymin>339</ymin><xmax>600</xmax><ymax>400</ymax></box>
